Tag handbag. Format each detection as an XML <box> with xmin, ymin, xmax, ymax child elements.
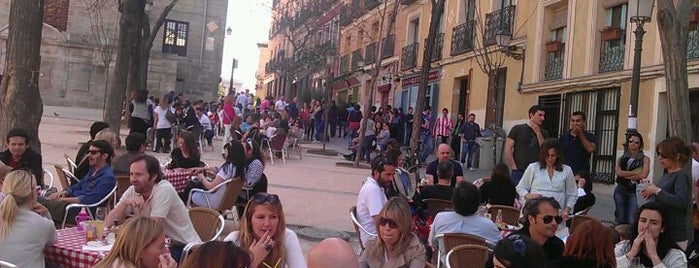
<box><xmin>165</xmin><ymin>107</ymin><xmax>177</xmax><ymax>124</ymax></box>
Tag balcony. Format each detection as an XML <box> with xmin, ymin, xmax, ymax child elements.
<box><xmin>544</xmin><ymin>56</ymin><xmax>563</xmax><ymax>81</ymax></box>
<box><xmin>451</xmin><ymin>20</ymin><xmax>475</xmax><ymax>55</ymax></box>
<box><xmin>381</xmin><ymin>34</ymin><xmax>395</xmax><ymax>59</ymax></box>
<box><xmin>401</xmin><ymin>0</ymin><xmax>418</xmax><ymax>5</ymax></box>
<box><xmin>483</xmin><ymin>5</ymin><xmax>516</xmax><ymax>46</ymax></box>
<box><xmin>351</xmin><ymin>49</ymin><xmax>364</xmax><ymax>69</ymax></box>
<box><xmin>364</xmin><ymin>0</ymin><xmax>380</xmax><ymax>10</ymax></box>
<box><xmin>427</xmin><ymin>33</ymin><xmax>444</xmax><ymax>62</ymax></box>
<box><xmin>688</xmin><ymin>29</ymin><xmax>698</xmax><ymax>60</ymax></box>
<box><xmin>401</xmin><ymin>43</ymin><xmax>419</xmax><ymax>71</ymax></box>
<box><xmin>340</xmin><ymin>8</ymin><xmax>353</xmax><ymax>27</ymax></box>
<box><xmin>365</xmin><ymin>42</ymin><xmax>376</xmax><ymax>65</ymax></box>
<box><xmin>339</xmin><ymin>54</ymin><xmax>350</xmax><ymax>74</ymax></box>
<box><xmin>599</xmin><ymin>42</ymin><xmax>625</xmax><ymax>73</ymax></box>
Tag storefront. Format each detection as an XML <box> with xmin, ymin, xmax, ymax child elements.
<box><xmin>394</xmin><ymin>69</ymin><xmax>441</xmax><ymax>116</ymax></box>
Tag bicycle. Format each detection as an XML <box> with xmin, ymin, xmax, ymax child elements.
<box><xmin>402</xmin><ymin>140</ymin><xmax>425</xmax><ymax>187</ymax></box>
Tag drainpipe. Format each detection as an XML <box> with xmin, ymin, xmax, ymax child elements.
<box><xmin>199</xmin><ymin>0</ymin><xmax>209</xmax><ymax>69</ymax></box>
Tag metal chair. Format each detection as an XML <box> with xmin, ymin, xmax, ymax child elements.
<box><xmin>188</xmin><ymin>207</ymin><xmax>225</xmax><ymax>241</ymax></box>
<box><xmin>349</xmin><ymin>206</ymin><xmax>377</xmax><ymax>255</ymax></box>
<box><xmin>39</xmin><ymin>170</ymin><xmax>55</xmax><ymax>197</ymax></box>
<box><xmin>445</xmin><ymin>244</ymin><xmax>490</xmax><ymax>268</ymax></box>
<box><xmin>434</xmin><ymin>233</ymin><xmax>489</xmax><ymax>268</ymax></box>
<box><xmin>187</xmin><ymin>178</ymin><xmax>244</xmax><ymax>223</ymax></box>
<box><xmin>268</xmin><ymin>133</ymin><xmax>288</xmax><ymax>164</ymax></box>
<box><xmin>0</xmin><ymin>260</ymin><xmax>17</xmax><ymax>268</ymax></box>
<box><xmin>64</xmin><ymin>154</ymin><xmax>78</xmax><ymax>174</ymax></box>
<box><xmin>61</xmin><ymin>185</ymin><xmax>117</xmax><ymax>228</ymax></box>
<box><xmin>487</xmin><ymin>205</ymin><xmax>522</xmax><ymax>226</ymax></box>
<box><xmin>423</xmin><ymin>198</ymin><xmax>453</xmax><ymax>217</ymax></box>
<box><xmin>180</xmin><ymin>242</ymin><xmax>203</xmax><ymax>263</ymax></box>
<box><xmin>53</xmin><ymin>165</ymin><xmax>72</xmax><ymax>190</ymax></box>
<box><xmin>290</xmin><ymin>137</ymin><xmax>302</xmax><ymax>159</ymax></box>
<box><xmin>115</xmin><ymin>175</ymin><xmax>131</xmax><ymax>206</ymax></box>
<box><xmin>236</xmin><ymin>173</ymin><xmax>269</xmax><ymax>216</ymax></box>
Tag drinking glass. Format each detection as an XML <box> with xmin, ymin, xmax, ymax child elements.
<box><xmin>95</xmin><ymin>207</ymin><xmax>106</xmax><ymax>221</ymax></box>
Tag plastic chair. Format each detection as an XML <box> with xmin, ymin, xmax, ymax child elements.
<box><xmin>423</xmin><ymin>198</ymin><xmax>453</xmax><ymax>217</ymax></box>
<box><xmin>0</xmin><ymin>260</ymin><xmax>17</xmax><ymax>268</ymax></box>
<box><xmin>268</xmin><ymin>133</ymin><xmax>288</xmax><ymax>164</ymax></box>
<box><xmin>61</xmin><ymin>185</ymin><xmax>117</xmax><ymax>228</ymax></box>
<box><xmin>349</xmin><ymin>206</ymin><xmax>377</xmax><ymax>255</ymax></box>
<box><xmin>188</xmin><ymin>207</ymin><xmax>225</xmax><ymax>241</ymax></box>
<box><xmin>570</xmin><ymin>214</ymin><xmax>598</xmax><ymax>234</ymax></box>
<box><xmin>445</xmin><ymin>244</ymin><xmax>490</xmax><ymax>268</ymax></box>
<box><xmin>487</xmin><ymin>205</ymin><xmax>522</xmax><ymax>226</ymax></box>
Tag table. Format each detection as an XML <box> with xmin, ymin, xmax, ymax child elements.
<box><xmin>164</xmin><ymin>170</ymin><xmax>191</xmax><ymax>193</ymax></box>
<box><xmin>44</xmin><ymin>228</ymin><xmax>104</xmax><ymax>268</ymax></box>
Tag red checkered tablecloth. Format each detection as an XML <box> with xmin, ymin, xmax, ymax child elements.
<box><xmin>44</xmin><ymin>228</ymin><xmax>104</xmax><ymax>268</ymax></box>
<box><xmin>164</xmin><ymin>170</ymin><xmax>190</xmax><ymax>193</ymax></box>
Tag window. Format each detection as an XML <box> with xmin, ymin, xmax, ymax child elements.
<box><xmin>163</xmin><ymin>19</ymin><xmax>189</xmax><ymax>57</ymax></box>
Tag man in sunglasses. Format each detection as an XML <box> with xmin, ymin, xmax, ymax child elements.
<box><xmin>356</xmin><ymin>157</ymin><xmax>396</xmax><ymax>246</ymax></box>
<box><xmin>41</xmin><ymin>140</ymin><xmax>116</xmax><ymax>225</ymax></box>
<box><xmin>0</xmin><ymin>128</ymin><xmax>43</xmax><ymax>187</ymax></box>
<box><xmin>518</xmin><ymin>197</ymin><xmax>565</xmax><ymax>265</ymax></box>
<box><xmin>105</xmin><ymin>154</ymin><xmax>201</xmax><ymax>261</ymax></box>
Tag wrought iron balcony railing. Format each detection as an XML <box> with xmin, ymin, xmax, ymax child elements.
<box><xmin>365</xmin><ymin>42</ymin><xmax>376</xmax><ymax>65</ymax></box>
<box><xmin>382</xmin><ymin>34</ymin><xmax>395</xmax><ymax>59</ymax></box>
<box><xmin>351</xmin><ymin>49</ymin><xmax>364</xmax><ymax>69</ymax></box>
<box><xmin>401</xmin><ymin>43</ymin><xmax>419</xmax><ymax>71</ymax></box>
<box><xmin>339</xmin><ymin>54</ymin><xmax>350</xmax><ymax>74</ymax></box>
<box><xmin>427</xmin><ymin>33</ymin><xmax>444</xmax><ymax>62</ymax></box>
<box><xmin>544</xmin><ymin>56</ymin><xmax>563</xmax><ymax>81</ymax></box>
<box><xmin>688</xmin><ymin>29</ymin><xmax>699</xmax><ymax>60</ymax></box>
<box><xmin>599</xmin><ymin>42</ymin><xmax>625</xmax><ymax>73</ymax></box>
<box><xmin>483</xmin><ymin>5</ymin><xmax>516</xmax><ymax>46</ymax></box>
<box><xmin>451</xmin><ymin>20</ymin><xmax>475</xmax><ymax>55</ymax></box>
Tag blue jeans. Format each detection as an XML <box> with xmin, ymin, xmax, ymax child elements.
<box><xmin>614</xmin><ymin>186</ymin><xmax>638</xmax><ymax>224</ymax></box>
<box><xmin>404</xmin><ymin>124</ymin><xmax>413</xmax><ymax>145</ymax></box>
<box><xmin>461</xmin><ymin>141</ymin><xmax>478</xmax><ymax>168</ymax></box>
<box><xmin>363</xmin><ymin>135</ymin><xmax>376</xmax><ymax>162</ymax></box>
<box><xmin>419</xmin><ymin>132</ymin><xmax>434</xmax><ymax>163</ymax></box>
<box><xmin>510</xmin><ymin>169</ymin><xmax>524</xmax><ymax>186</ymax></box>
<box><xmin>314</xmin><ymin>120</ymin><xmax>324</xmax><ymax>141</ymax></box>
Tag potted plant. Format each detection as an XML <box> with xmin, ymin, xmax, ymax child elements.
<box><xmin>546</xmin><ymin>41</ymin><xmax>562</xmax><ymax>52</ymax></box>
<box><xmin>601</xmin><ymin>26</ymin><xmax>621</xmax><ymax>41</ymax></box>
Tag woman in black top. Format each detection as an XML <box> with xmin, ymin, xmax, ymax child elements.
<box><xmin>480</xmin><ymin>163</ymin><xmax>517</xmax><ymax>206</ymax></box>
<box><xmin>167</xmin><ymin>131</ymin><xmax>202</xmax><ymax>169</ymax></box>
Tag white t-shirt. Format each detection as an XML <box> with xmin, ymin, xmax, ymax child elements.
<box><xmin>692</xmin><ymin>158</ymin><xmax>699</xmax><ymax>203</ymax></box>
<box><xmin>153</xmin><ymin>106</ymin><xmax>172</xmax><ymax>129</ymax></box>
<box><xmin>224</xmin><ymin>228</ymin><xmax>307</xmax><ymax>268</ymax></box>
<box><xmin>356</xmin><ymin>176</ymin><xmax>387</xmax><ymax>245</ymax></box>
<box><xmin>119</xmin><ymin>180</ymin><xmax>202</xmax><ymax>244</ymax></box>
<box><xmin>236</xmin><ymin>94</ymin><xmax>247</xmax><ymax>107</ymax></box>
<box><xmin>275</xmin><ymin>100</ymin><xmax>286</xmax><ymax>111</ymax></box>
<box><xmin>198</xmin><ymin>114</ymin><xmax>213</xmax><ymax>130</ymax></box>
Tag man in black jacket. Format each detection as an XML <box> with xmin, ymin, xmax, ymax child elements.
<box><xmin>0</xmin><ymin>128</ymin><xmax>44</xmax><ymax>187</ymax></box>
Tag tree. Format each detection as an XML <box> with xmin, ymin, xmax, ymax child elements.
<box><xmin>409</xmin><ymin>0</ymin><xmax>446</xmax><ymax>156</ymax></box>
<box><xmin>81</xmin><ymin>0</ymin><xmax>119</xmax><ymax>118</ymax></box>
<box><xmin>656</xmin><ymin>0</ymin><xmax>694</xmax><ymax>244</ymax></box>
<box><xmin>0</xmin><ymin>0</ymin><xmax>45</xmax><ymax>151</ymax></box>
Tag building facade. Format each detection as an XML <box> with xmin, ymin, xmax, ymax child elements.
<box><xmin>0</xmin><ymin>0</ymin><xmax>228</xmax><ymax>108</ymax></box>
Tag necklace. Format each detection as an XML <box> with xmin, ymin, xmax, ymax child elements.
<box><xmin>261</xmin><ymin>258</ymin><xmax>282</xmax><ymax>268</ymax></box>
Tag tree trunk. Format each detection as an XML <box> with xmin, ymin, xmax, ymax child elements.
<box><xmin>410</xmin><ymin>0</ymin><xmax>445</xmax><ymax>156</ymax></box>
<box><xmin>354</xmin><ymin>0</ymin><xmax>400</xmax><ymax>167</ymax></box>
<box><xmin>0</xmin><ymin>0</ymin><xmax>45</xmax><ymax>152</ymax></box>
<box><xmin>656</xmin><ymin>0</ymin><xmax>694</xmax><ymax>244</ymax></box>
<box><xmin>105</xmin><ymin>0</ymin><xmax>140</xmax><ymax>133</ymax></box>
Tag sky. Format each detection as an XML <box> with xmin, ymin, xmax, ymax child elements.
<box><xmin>221</xmin><ymin>0</ymin><xmax>272</xmax><ymax>91</ymax></box>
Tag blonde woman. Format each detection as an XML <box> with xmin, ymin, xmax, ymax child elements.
<box><xmin>224</xmin><ymin>193</ymin><xmax>306</xmax><ymax>268</ymax></box>
<box><xmin>360</xmin><ymin>197</ymin><xmax>426</xmax><ymax>268</ymax></box>
<box><xmin>0</xmin><ymin>170</ymin><xmax>56</xmax><ymax>267</ymax></box>
<box><xmin>95</xmin><ymin>129</ymin><xmax>122</xmax><ymax>154</ymax></box>
<box><xmin>153</xmin><ymin>95</ymin><xmax>173</xmax><ymax>153</ymax></box>
<box><xmin>94</xmin><ymin>216</ymin><xmax>176</xmax><ymax>268</ymax></box>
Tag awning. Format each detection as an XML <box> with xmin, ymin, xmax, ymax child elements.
<box><xmin>378</xmin><ymin>84</ymin><xmax>391</xmax><ymax>93</ymax></box>
<box><xmin>332</xmin><ymin>76</ymin><xmax>360</xmax><ymax>91</ymax></box>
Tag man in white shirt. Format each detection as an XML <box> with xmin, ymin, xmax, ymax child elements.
<box><xmin>236</xmin><ymin>92</ymin><xmax>247</xmax><ymax>110</ymax></box>
<box><xmin>275</xmin><ymin>95</ymin><xmax>287</xmax><ymax>111</ymax></box>
<box><xmin>692</xmin><ymin>142</ymin><xmax>699</xmax><ymax>204</ymax></box>
<box><xmin>355</xmin><ymin>157</ymin><xmax>396</xmax><ymax>246</ymax></box>
<box><xmin>195</xmin><ymin>107</ymin><xmax>214</xmax><ymax>146</ymax></box>
<box><xmin>105</xmin><ymin>154</ymin><xmax>201</xmax><ymax>262</ymax></box>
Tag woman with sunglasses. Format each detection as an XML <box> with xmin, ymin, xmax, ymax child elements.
<box><xmin>491</xmin><ymin>234</ymin><xmax>546</xmax><ymax>268</ymax></box>
<box><xmin>0</xmin><ymin>170</ymin><xmax>56</xmax><ymax>268</ymax></box>
<box><xmin>558</xmin><ymin>219</ymin><xmax>616</xmax><ymax>267</ymax></box>
<box><xmin>614</xmin><ymin>202</ymin><xmax>686</xmax><ymax>267</ymax></box>
<box><xmin>614</xmin><ymin>132</ymin><xmax>650</xmax><ymax>225</ymax></box>
<box><xmin>224</xmin><ymin>193</ymin><xmax>306</xmax><ymax>268</ymax></box>
<box><xmin>516</xmin><ymin>139</ymin><xmax>578</xmax><ymax>223</ymax></box>
<box><xmin>639</xmin><ymin>137</ymin><xmax>692</xmax><ymax>249</ymax></box>
<box><xmin>95</xmin><ymin>216</ymin><xmax>176</xmax><ymax>268</ymax></box>
<box><xmin>186</xmin><ymin>140</ymin><xmax>246</xmax><ymax>208</ymax></box>
<box><xmin>360</xmin><ymin>197</ymin><xmax>425</xmax><ymax>268</ymax></box>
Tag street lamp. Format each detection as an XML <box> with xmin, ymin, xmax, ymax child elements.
<box><xmin>627</xmin><ymin>0</ymin><xmax>654</xmax><ymax>135</ymax></box>
<box><xmin>495</xmin><ymin>31</ymin><xmax>524</xmax><ymax>60</ymax></box>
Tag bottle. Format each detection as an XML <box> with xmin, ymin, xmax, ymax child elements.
<box><xmin>75</xmin><ymin>208</ymin><xmax>90</xmax><ymax>231</ymax></box>
<box><xmin>495</xmin><ymin>209</ymin><xmax>504</xmax><ymax>228</ymax></box>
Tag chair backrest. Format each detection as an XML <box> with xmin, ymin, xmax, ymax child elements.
<box><xmin>488</xmin><ymin>205</ymin><xmax>521</xmax><ymax>226</ymax></box>
<box><xmin>445</xmin><ymin>244</ymin><xmax>489</xmax><ymax>268</ymax></box>
<box><xmin>188</xmin><ymin>207</ymin><xmax>225</xmax><ymax>241</ymax></box>
<box><xmin>349</xmin><ymin>206</ymin><xmax>368</xmax><ymax>252</ymax></box>
<box><xmin>253</xmin><ymin>173</ymin><xmax>269</xmax><ymax>194</ymax></box>
<box><xmin>64</xmin><ymin>154</ymin><xmax>77</xmax><ymax>173</ymax></box>
<box><xmin>575</xmin><ymin>206</ymin><xmax>592</xmax><ymax>216</ymax></box>
<box><xmin>423</xmin><ymin>199</ymin><xmax>453</xmax><ymax>217</ymax></box>
<box><xmin>0</xmin><ymin>260</ymin><xmax>17</xmax><ymax>268</ymax></box>
<box><xmin>570</xmin><ymin>215</ymin><xmax>597</xmax><ymax>234</ymax></box>
<box><xmin>53</xmin><ymin>165</ymin><xmax>71</xmax><ymax>190</ymax></box>
<box><xmin>441</xmin><ymin>233</ymin><xmax>486</xmax><ymax>249</ymax></box>
<box><xmin>270</xmin><ymin>134</ymin><xmax>287</xmax><ymax>150</ymax></box>
<box><xmin>217</xmin><ymin>178</ymin><xmax>244</xmax><ymax>212</ymax></box>
<box><xmin>115</xmin><ymin>175</ymin><xmax>131</xmax><ymax>204</ymax></box>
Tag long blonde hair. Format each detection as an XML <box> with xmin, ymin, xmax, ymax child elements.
<box><xmin>238</xmin><ymin>193</ymin><xmax>287</xmax><ymax>267</ymax></box>
<box><xmin>368</xmin><ymin>197</ymin><xmax>415</xmax><ymax>259</ymax></box>
<box><xmin>94</xmin><ymin>216</ymin><xmax>164</xmax><ymax>268</ymax></box>
<box><xmin>95</xmin><ymin>129</ymin><xmax>121</xmax><ymax>152</ymax></box>
<box><xmin>0</xmin><ymin>170</ymin><xmax>36</xmax><ymax>240</ymax></box>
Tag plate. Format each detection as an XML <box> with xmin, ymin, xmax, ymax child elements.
<box><xmin>498</xmin><ymin>223</ymin><xmax>523</xmax><ymax>231</ymax></box>
<box><xmin>82</xmin><ymin>241</ymin><xmax>113</xmax><ymax>252</ymax></box>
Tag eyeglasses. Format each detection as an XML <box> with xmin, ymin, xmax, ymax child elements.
<box><xmin>251</xmin><ymin>193</ymin><xmax>280</xmax><ymax>204</ymax></box>
<box><xmin>87</xmin><ymin>150</ymin><xmax>101</xmax><ymax>155</ymax></box>
<box><xmin>378</xmin><ymin>217</ymin><xmax>398</xmax><ymax>229</ymax></box>
<box><xmin>657</xmin><ymin>152</ymin><xmax>667</xmax><ymax>159</ymax></box>
<box><xmin>541</xmin><ymin>215</ymin><xmax>563</xmax><ymax>224</ymax></box>
<box><xmin>507</xmin><ymin>234</ymin><xmax>527</xmax><ymax>257</ymax></box>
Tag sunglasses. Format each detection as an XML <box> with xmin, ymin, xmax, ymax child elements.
<box><xmin>87</xmin><ymin>150</ymin><xmax>102</xmax><ymax>155</ymax></box>
<box><xmin>541</xmin><ymin>215</ymin><xmax>563</xmax><ymax>224</ymax></box>
<box><xmin>507</xmin><ymin>234</ymin><xmax>527</xmax><ymax>257</ymax></box>
<box><xmin>628</xmin><ymin>140</ymin><xmax>640</xmax><ymax>144</ymax></box>
<box><xmin>251</xmin><ymin>193</ymin><xmax>280</xmax><ymax>204</ymax></box>
<box><xmin>378</xmin><ymin>217</ymin><xmax>398</xmax><ymax>229</ymax></box>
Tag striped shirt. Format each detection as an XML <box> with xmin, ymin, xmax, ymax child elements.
<box><xmin>433</xmin><ymin>116</ymin><xmax>454</xmax><ymax>137</ymax></box>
